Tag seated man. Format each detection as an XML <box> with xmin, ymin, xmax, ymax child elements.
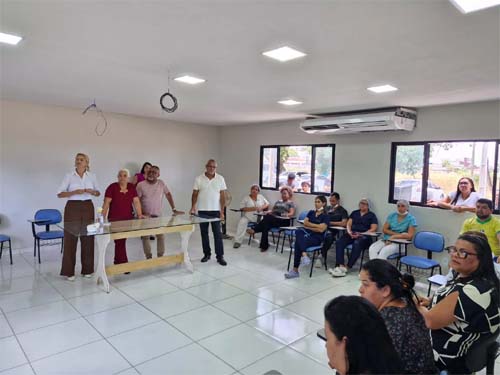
<box><xmin>329</xmin><ymin>198</ymin><xmax>378</xmax><ymax>277</ymax></box>
<box><xmin>461</xmin><ymin>198</ymin><xmax>500</xmax><ymax>257</ymax></box>
<box><xmin>316</xmin><ymin>192</ymin><xmax>348</xmax><ymax>268</ymax></box>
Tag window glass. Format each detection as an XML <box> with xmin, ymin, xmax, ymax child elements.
<box><xmin>261</xmin><ymin>147</ymin><xmax>277</xmax><ymax>189</ymax></box>
<box><xmin>393</xmin><ymin>145</ymin><xmax>425</xmax><ymax>203</ymax></box>
<box><xmin>314</xmin><ymin>146</ymin><xmax>333</xmax><ymax>194</ymax></box>
<box><xmin>278</xmin><ymin>146</ymin><xmax>312</xmax><ymax>192</ymax></box>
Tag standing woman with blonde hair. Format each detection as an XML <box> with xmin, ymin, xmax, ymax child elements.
<box><xmin>57</xmin><ymin>153</ymin><xmax>100</xmax><ymax>281</ymax></box>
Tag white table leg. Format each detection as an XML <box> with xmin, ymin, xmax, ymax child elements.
<box><xmin>180</xmin><ymin>226</ymin><xmax>195</xmax><ymax>273</ymax></box>
<box><xmin>95</xmin><ymin>234</ymin><xmax>111</xmax><ymax>293</ymax></box>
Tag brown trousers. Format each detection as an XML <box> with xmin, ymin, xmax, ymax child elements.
<box><xmin>60</xmin><ymin>200</ymin><xmax>95</xmax><ymax>277</ymax></box>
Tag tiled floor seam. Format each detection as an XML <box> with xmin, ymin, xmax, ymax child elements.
<box><xmin>0</xmin><ymin>307</ymin><xmax>36</xmax><ymax>374</ymax></box>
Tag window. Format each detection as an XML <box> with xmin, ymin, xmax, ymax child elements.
<box><xmin>259</xmin><ymin>144</ymin><xmax>335</xmax><ymax>194</ymax></box>
<box><xmin>389</xmin><ymin>140</ymin><xmax>500</xmax><ymax>212</ymax></box>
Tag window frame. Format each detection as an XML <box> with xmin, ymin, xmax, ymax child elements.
<box><xmin>389</xmin><ymin>139</ymin><xmax>500</xmax><ymax>213</ymax></box>
<box><xmin>259</xmin><ymin>143</ymin><xmax>335</xmax><ymax>195</ymax></box>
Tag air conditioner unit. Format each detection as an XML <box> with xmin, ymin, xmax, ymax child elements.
<box><xmin>300</xmin><ymin>107</ymin><xmax>417</xmax><ymax>135</ymax></box>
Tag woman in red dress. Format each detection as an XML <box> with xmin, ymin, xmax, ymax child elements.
<box><xmin>102</xmin><ymin>169</ymin><xmax>145</xmax><ymax>264</ymax></box>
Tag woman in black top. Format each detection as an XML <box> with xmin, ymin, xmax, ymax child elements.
<box><xmin>324</xmin><ymin>295</ymin><xmax>402</xmax><ymax>375</ymax></box>
<box><xmin>359</xmin><ymin>259</ymin><xmax>437</xmax><ymax>374</ymax></box>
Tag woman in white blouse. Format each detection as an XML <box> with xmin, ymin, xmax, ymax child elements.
<box><xmin>233</xmin><ymin>184</ymin><xmax>269</xmax><ymax>248</ymax></box>
<box><xmin>57</xmin><ymin>153</ymin><xmax>100</xmax><ymax>281</ymax></box>
<box><xmin>428</xmin><ymin>177</ymin><xmax>480</xmax><ymax>213</ymax></box>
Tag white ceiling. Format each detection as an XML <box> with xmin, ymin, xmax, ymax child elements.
<box><xmin>1</xmin><ymin>0</ymin><xmax>499</xmax><ymax>126</ymax></box>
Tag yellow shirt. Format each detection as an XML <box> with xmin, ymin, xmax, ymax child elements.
<box><xmin>461</xmin><ymin>216</ymin><xmax>500</xmax><ymax>256</ymax></box>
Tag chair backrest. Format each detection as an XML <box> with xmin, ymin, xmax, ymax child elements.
<box><xmin>34</xmin><ymin>209</ymin><xmax>62</xmax><ymax>225</ymax></box>
<box><xmin>465</xmin><ymin>330</ymin><xmax>500</xmax><ymax>372</ymax></box>
<box><xmin>298</xmin><ymin>210</ymin><xmax>309</xmax><ymax>221</ymax></box>
<box><xmin>414</xmin><ymin>231</ymin><xmax>445</xmax><ymax>253</ymax></box>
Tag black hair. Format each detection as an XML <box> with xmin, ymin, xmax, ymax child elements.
<box><xmin>324</xmin><ymin>296</ymin><xmax>402</xmax><ymax>374</ymax></box>
<box><xmin>477</xmin><ymin>198</ymin><xmax>494</xmax><ymax>210</ymax></box>
<box><xmin>361</xmin><ymin>259</ymin><xmax>418</xmax><ymax>312</ymax></box>
<box><xmin>316</xmin><ymin>195</ymin><xmax>327</xmax><ymax>206</ymax></box>
<box><xmin>451</xmin><ymin>177</ymin><xmax>476</xmax><ymax>205</ymax></box>
<box><xmin>456</xmin><ymin>231</ymin><xmax>500</xmax><ymax>297</ymax></box>
<box><xmin>140</xmin><ymin>162</ymin><xmax>152</xmax><ymax>174</ymax></box>
<box><xmin>330</xmin><ymin>192</ymin><xmax>340</xmax><ymax>200</ymax></box>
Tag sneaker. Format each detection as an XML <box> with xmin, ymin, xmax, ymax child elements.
<box><xmin>314</xmin><ymin>258</ymin><xmax>323</xmax><ymax>268</ymax></box>
<box><xmin>66</xmin><ymin>276</ymin><xmax>76</xmax><ymax>281</ymax></box>
<box><xmin>300</xmin><ymin>255</ymin><xmax>311</xmax><ymax>266</ymax></box>
<box><xmin>83</xmin><ymin>273</ymin><xmax>93</xmax><ymax>278</ymax></box>
<box><xmin>339</xmin><ymin>265</ymin><xmax>347</xmax><ymax>273</ymax></box>
<box><xmin>330</xmin><ymin>267</ymin><xmax>347</xmax><ymax>277</ymax></box>
<box><xmin>284</xmin><ymin>270</ymin><xmax>300</xmax><ymax>279</ymax></box>
<box><xmin>233</xmin><ymin>242</ymin><xmax>241</xmax><ymax>249</ymax></box>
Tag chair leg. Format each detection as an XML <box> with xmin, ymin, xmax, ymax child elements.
<box><xmin>275</xmin><ymin>232</ymin><xmax>281</xmax><ymax>252</ymax></box>
<box><xmin>37</xmin><ymin>239</ymin><xmax>41</xmax><ymax>264</ymax></box>
<box><xmin>287</xmin><ymin>247</ymin><xmax>293</xmax><ymax>271</ymax></box>
<box><xmin>427</xmin><ymin>282</ymin><xmax>432</xmax><ymax>297</ymax></box>
<box><xmin>359</xmin><ymin>249</ymin><xmax>365</xmax><ymax>271</ymax></box>
<box><xmin>280</xmin><ymin>234</ymin><xmax>286</xmax><ymax>253</ymax></box>
<box><xmin>8</xmin><ymin>240</ymin><xmax>12</xmax><ymax>265</ymax></box>
<box><xmin>310</xmin><ymin>251</ymin><xmax>316</xmax><ymax>278</ymax></box>
<box><xmin>0</xmin><ymin>241</ymin><xmax>3</xmax><ymax>259</ymax></box>
<box><xmin>61</xmin><ymin>237</ymin><xmax>64</xmax><ymax>254</ymax></box>
<box><xmin>324</xmin><ymin>250</ymin><xmax>328</xmax><ymax>270</ymax></box>
<box><xmin>34</xmin><ymin>238</ymin><xmax>36</xmax><ymax>257</ymax></box>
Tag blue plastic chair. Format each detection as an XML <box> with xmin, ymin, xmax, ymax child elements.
<box><xmin>400</xmin><ymin>231</ymin><xmax>444</xmax><ymax>281</ymax></box>
<box><xmin>287</xmin><ymin>229</ymin><xmax>328</xmax><ymax>277</ymax></box>
<box><xmin>247</xmin><ymin>222</ymin><xmax>257</xmax><ymax>245</ymax></box>
<box><xmin>31</xmin><ymin>209</ymin><xmax>64</xmax><ymax>264</ymax></box>
<box><xmin>277</xmin><ymin>211</ymin><xmax>308</xmax><ymax>253</ymax></box>
<box><xmin>0</xmin><ymin>234</ymin><xmax>12</xmax><ymax>265</ymax></box>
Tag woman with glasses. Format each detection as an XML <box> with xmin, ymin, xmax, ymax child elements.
<box><xmin>428</xmin><ymin>177</ymin><xmax>481</xmax><ymax>213</ymax></box>
<box><xmin>369</xmin><ymin>199</ymin><xmax>417</xmax><ymax>260</ymax></box>
<box><xmin>418</xmin><ymin>231</ymin><xmax>500</xmax><ymax>374</ymax></box>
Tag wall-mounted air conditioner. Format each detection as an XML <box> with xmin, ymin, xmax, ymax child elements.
<box><xmin>300</xmin><ymin>107</ymin><xmax>417</xmax><ymax>135</ymax></box>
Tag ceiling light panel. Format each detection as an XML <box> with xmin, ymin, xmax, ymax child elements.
<box><xmin>0</xmin><ymin>32</ymin><xmax>22</xmax><ymax>45</ymax></box>
<box><xmin>367</xmin><ymin>84</ymin><xmax>398</xmax><ymax>93</ymax></box>
<box><xmin>449</xmin><ymin>0</ymin><xmax>500</xmax><ymax>13</ymax></box>
<box><xmin>174</xmin><ymin>75</ymin><xmax>206</xmax><ymax>85</ymax></box>
<box><xmin>262</xmin><ymin>46</ymin><xmax>306</xmax><ymax>62</ymax></box>
<box><xmin>278</xmin><ymin>99</ymin><xmax>303</xmax><ymax>106</ymax></box>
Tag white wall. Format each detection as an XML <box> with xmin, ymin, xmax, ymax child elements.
<box><xmin>220</xmin><ymin>100</ymin><xmax>500</xmax><ymax>262</ymax></box>
<box><xmin>0</xmin><ymin>100</ymin><xmax>220</xmax><ymax>248</ymax></box>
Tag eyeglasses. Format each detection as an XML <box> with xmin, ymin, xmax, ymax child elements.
<box><xmin>446</xmin><ymin>246</ymin><xmax>478</xmax><ymax>259</ymax></box>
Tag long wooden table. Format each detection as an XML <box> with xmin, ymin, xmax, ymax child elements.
<box><xmin>59</xmin><ymin>215</ymin><xmax>218</xmax><ymax>293</ymax></box>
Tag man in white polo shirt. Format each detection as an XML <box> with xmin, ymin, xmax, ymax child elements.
<box><xmin>190</xmin><ymin>159</ymin><xmax>227</xmax><ymax>266</ymax></box>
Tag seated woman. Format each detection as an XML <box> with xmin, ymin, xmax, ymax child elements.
<box><xmin>369</xmin><ymin>199</ymin><xmax>417</xmax><ymax>260</ymax></box>
<box><xmin>428</xmin><ymin>177</ymin><xmax>480</xmax><ymax>213</ymax></box>
<box><xmin>284</xmin><ymin>195</ymin><xmax>329</xmax><ymax>279</ymax></box>
<box><xmin>330</xmin><ymin>198</ymin><xmax>378</xmax><ymax>277</ymax></box>
<box><xmin>418</xmin><ymin>231</ymin><xmax>500</xmax><ymax>374</ymax></box>
<box><xmin>102</xmin><ymin>169</ymin><xmax>145</xmax><ymax>264</ymax></box>
<box><xmin>324</xmin><ymin>295</ymin><xmax>403</xmax><ymax>375</ymax></box>
<box><xmin>233</xmin><ymin>184</ymin><xmax>269</xmax><ymax>248</ymax></box>
<box><xmin>247</xmin><ymin>186</ymin><xmax>295</xmax><ymax>252</ymax></box>
<box><xmin>359</xmin><ymin>259</ymin><xmax>437</xmax><ymax>374</ymax></box>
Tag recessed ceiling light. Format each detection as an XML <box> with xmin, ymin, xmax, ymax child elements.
<box><xmin>367</xmin><ymin>84</ymin><xmax>398</xmax><ymax>93</ymax></box>
<box><xmin>449</xmin><ymin>0</ymin><xmax>500</xmax><ymax>14</ymax></box>
<box><xmin>174</xmin><ymin>75</ymin><xmax>206</xmax><ymax>85</ymax></box>
<box><xmin>262</xmin><ymin>46</ymin><xmax>306</xmax><ymax>62</ymax></box>
<box><xmin>278</xmin><ymin>99</ymin><xmax>303</xmax><ymax>106</ymax></box>
<box><xmin>0</xmin><ymin>32</ymin><xmax>22</xmax><ymax>45</ymax></box>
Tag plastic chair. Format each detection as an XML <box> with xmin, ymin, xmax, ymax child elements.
<box><xmin>247</xmin><ymin>222</ymin><xmax>257</xmax><ymax>245</ymax></box>
<box><xmin>0</xmin><ymin>234</ymin><xmax>12</xmax><ymax>265</ymax></box>
<box><xmin>400</xmin><ymin>231</ymin><xmax>444</xmax><ymax>280</ymax></box>
<box><xmin>277</xmin><ymin>210</ymin><xmax>308</xmax><ymax>253</ymax></box>
<box><xmin>287</xmin><ymin>229</ymin><xmax>328</xmax><ymax>277</ymax></box>
<box><xmin>464</xmin><ymin>330</ymin><xmax>499</xmax><ymax>375</ymax></box>
<box><xmin>31</xmin><ymin>209</ymin><xmax>64</xmax><ymax>264</ymax></box>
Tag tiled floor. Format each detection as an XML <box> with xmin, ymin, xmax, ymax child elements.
<box><xmin>0</xmin><ymin>232</ymin><xmax>497</xmax><ymax>374</ymax></box>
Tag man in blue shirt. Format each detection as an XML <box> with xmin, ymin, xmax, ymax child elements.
<box><xmin>330</xmin><ymin>198</ymin><xmax>378</xmax><ymax>277</ymax></box>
